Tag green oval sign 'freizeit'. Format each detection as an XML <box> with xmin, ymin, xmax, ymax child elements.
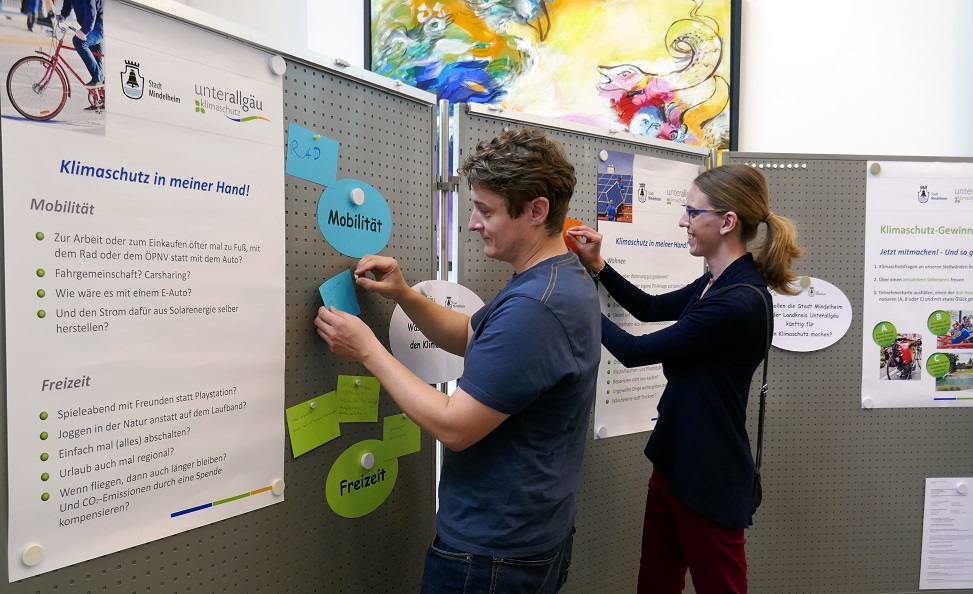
<box><xmin>326</xmin><ymin>439</ymin><xmax>398</xmax><ymax>518</ymax></box>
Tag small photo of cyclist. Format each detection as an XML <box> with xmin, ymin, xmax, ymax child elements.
<box><xmin>1</xmin><ymin>0</ymin><xmax>105</xmax><ymax>131</ymax></box>
<box><xmin>880</xmin><ymin>332</ymin><xmax>921</xmax><ymax>381</ymax></box>
<box><xmin>935</xmin><ymin>311</ymin><xmax>973</xmax><ymax>350</ymax></box>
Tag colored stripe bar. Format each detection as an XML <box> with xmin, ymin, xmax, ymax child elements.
<box><xmin>214</xmin><ymin>493</ymin><xmax>250</xmax><ymax>506</ymax></box>
<box><xmin>935</xmin><ymin>397</ymin><xmax>973</xmax><ymax>400</ymax></box>
<box><xmin>171</xmin><ymin>485</ymin><xmax>272</xmax><ymax>518</ymax></box>
<box><xmin>171</xmin><ymin>503</ymin><xmax>212</xmax><ymax>518</ymax></box>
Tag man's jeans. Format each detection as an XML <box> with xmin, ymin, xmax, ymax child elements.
<box><xmin>73</xmin><ymin>20</ymin><xmax>103</xmax><ymax>84</ymax></box>
<box><xmin>420</xmin><ymin>529</ymin><xmax>574</xmax><ymax>594</ymax></box>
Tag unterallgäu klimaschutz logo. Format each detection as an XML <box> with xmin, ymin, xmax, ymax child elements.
<box><xmin>121</xmin><ymin>60</ymin><xmax>144</xmax><ymax>100</ymax></box>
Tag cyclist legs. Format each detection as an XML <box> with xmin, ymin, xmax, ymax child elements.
<box><xmin>73</xmin><ymin>21</ymin><xmax>104</xmax><ymax>85</ymax></box>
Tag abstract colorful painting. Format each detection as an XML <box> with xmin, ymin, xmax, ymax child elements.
<box><xmin>370</xmin><ymin>0</ymin><xmax>739</xmax><ymax>149</ymax></box>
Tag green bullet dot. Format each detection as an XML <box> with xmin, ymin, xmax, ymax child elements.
<box><xmin>37</xmin><ymin>289</ymin><xmax>45</xmax><ymax>298</ymax></box>
<box><xmin>41</xmin><ymin>473</ymin><xmax>49</xmax><ymax>481</ymax></box>
<box><xmin>39</xmin><ymin>411</ymin><xmax>48</xmax><ymax>420</ymax></box>
<box><xmin>607</xmin><ymin>370</ymin><xmax>611</xmax><ymax>374</ymax></box>
<box><xmin>40</xmin><ymin>432</ymin><xmax>48</xmax><ymax>440</ymax></box>
<box><xmin>37</xmin><ymin>310</ymin><xmax>46</xmax><ymax>319</ymax></box>
<box><xmin>40</xmin><ymin>453</ymin><xmax>49</xmax><ymax>461</ymax></box>
<box><xmin>605</xmin><ymin>400</ymin><xmax>609</xmax><ymax>404</ymax></box>
<box><xmin>36</xmin><ymin>232</ymin><xmax>44</xmax><ymax>240</ymax></box>
<box><xmin>41</xmin><ymin>493</ymin><xmax>49</xmax><ymax>502</ymax></box>
<box><xmin>36</xmin><ymin>269</ymin><xmax>45</xmax><ymax>278</ymax></box>
<box><xmin>606</xmin><ymin>380</ymin><xmax>610</xmax><ymax>384</ymax></box>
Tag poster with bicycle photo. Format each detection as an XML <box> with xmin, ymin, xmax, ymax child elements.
<box><xmin>1</xmin><ymin>0</ymin><xmax>105</xmax><ymax>130</ymax></box>
<box><xmin>861</xmin><ymin>161</ymin><xmax>973</xmax><ymax>408</ymax></box>
<box><xmin>1</xmin><ymin>0</ymin><xmax>285</xmax><ymax>581</ymax></box>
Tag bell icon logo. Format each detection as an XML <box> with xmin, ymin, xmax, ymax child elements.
<box><xmin>121</xmin><ymin>60</ymin><xmax>144</xmax><ymax>100</ymax></box>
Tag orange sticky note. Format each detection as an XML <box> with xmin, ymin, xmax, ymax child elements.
<box><xmin>563</xmin><ymin>217</ymin><xmax>582</xmax><ymax>254</ymax></box>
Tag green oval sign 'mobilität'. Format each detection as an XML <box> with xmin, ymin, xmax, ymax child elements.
<box><xmin>326</xmin><ymin>439</ymin><xmax>398</xmax><ymax>518</ymax></box>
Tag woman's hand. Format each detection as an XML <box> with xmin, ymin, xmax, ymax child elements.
<box><xmin>565</xmin><ymin>225</ymin><xmax>605</xmax><ymax>272</ymax></box>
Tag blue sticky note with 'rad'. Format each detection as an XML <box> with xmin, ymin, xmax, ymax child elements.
<box><xmin>285</xmin><ymin>123</ymin><xmax>338</xmax><ymax>186</ymax></box>
<box><xmin>319</xmin><ymin>269</ymin><xmax>361</xmax><ymax>315</ymax></box>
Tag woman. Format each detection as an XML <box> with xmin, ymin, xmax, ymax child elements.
<box><xmin>567</xmin><ymin>164</ymin><xmax>802</xmax><ymax>594</ymax></box>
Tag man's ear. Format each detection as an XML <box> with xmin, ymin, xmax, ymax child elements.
<box><xmin>530</xmin><ymin>197</ymin><xmax>551</xmax><ymax>226</ymax></box>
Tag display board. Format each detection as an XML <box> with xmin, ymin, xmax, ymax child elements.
<box><xmin>723</xmin><ymin>152</ymin><xmax>973</xmax><ymax>594</ymax></box>
<box><xmin>453</xmin><ymin>103</ymin><xmax>709</xmax><ymax>593</ymax></box>
<box><xmin>1</xmin><ymin>2</ymin><xmax>438</xmax><ymax>590</ymax></box>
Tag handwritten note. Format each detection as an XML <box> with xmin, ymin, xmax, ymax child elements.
<box><xmin>285</xmin><ymin>393</ymin><xmax>341</xmax><ymax>457</ymax></box>
<box><xmin>383</xmin><ymin>414</ymin><xmax>421</xmax><ymax>460</ymax></box>
<box><xmin>336</xmin><ymin>375</ymin><xmax>380</xmax><ymax>423</ymax></box>
<box><xmin>319</xmin><ymin>270</ymin><xmax>361</xmax><ymax>315</ymax></box>
<box><xmin>285</xmin><ymin>122</ymin><xmax>338</xmax><ymax>186</ymax></box>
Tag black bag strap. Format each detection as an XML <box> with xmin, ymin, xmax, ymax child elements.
<box><xmin>708</xmin><ymin>282</ymin><xmax>772</xmax><ymax>473</ymax></box>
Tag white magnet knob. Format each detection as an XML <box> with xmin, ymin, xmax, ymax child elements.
<box><xmin>361</xmin><ymin>452</ymin><xmax>375</xmax><ymax>470</ymax></box>
<box><xmin>272</xmin><ymin>479</ymin><xmax>285</xmax><ymax>496</ymax></box>
<box><xmin>310</xmin><ymin>401</ymin><xmax>316</xmax><ymax>409</ymax></box>
<box><xmin>595</xmin><ymin>426</ymin><xmax>607</xmax><ymax>439</ymax></box>
<box><xmin>22</xmin><ymin>544</ymin><xmax>44</xmax><ymax>567</ymax></box>
<box><xmin>869</xmin><ymin>162</ymin><xmax>881</xmax><ymax>175</ymax></box>
<box><xmin>354</xmin><ymin>379</ymin><xmax>362</xmax><ymax>387</ymax></box>
<box><xmin>598</xmin><ymin>150</ymin><xmax>608</xmax><ymax>162</ymax></box>
<box><xmin>958</xmin><ymin>482</ymin><xmax>969</xmax><ymax>495</ymax></box>
<box><xmin>350</xmin><ymin>188</ymin><xmax>365</xmax><ymax>206</ymax></box>
<box><xmin>269</xmin><ymin>55</ymin><xmax>287</xmax><ymax>76</ymax></box>
<box><xmin>862</xmin><ymin>397</ymin><xmax>875</xmax><ymax>409</ymax></box>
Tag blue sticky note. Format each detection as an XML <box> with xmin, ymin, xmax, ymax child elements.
<box><xmin>317</xmin><ymin>179</ymin><xmax>392</xmax><ymax>258</ymax></box>
<box><xmin>319</xmin><ymin>269</ymin><xmax>361</xmax><ymax>315</ymax></box>
<box><xmin>285</xmin><ymin>123</ymin><xmax>338</xmax><ymax>186</ymax></box>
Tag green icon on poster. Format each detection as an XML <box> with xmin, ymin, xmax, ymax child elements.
<box><xmin>926</xmin><ymin>353</ymin><xmax>950</xmax><ymax>379</ymax></box>
<box><xmin>927</xmin><ymin>311</ymin><xmax>951</xmax><ymax>336</ymax></box>
<box><xmin>872</xmin><ymin>322</ymin><xmax>897</xmax><ymax>347</ymax></box>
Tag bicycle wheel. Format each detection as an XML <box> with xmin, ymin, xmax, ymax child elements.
<box><xmin>6</xmin><ymin>56</ymin><xmax>68</xmax><ymax>121</ymax></box>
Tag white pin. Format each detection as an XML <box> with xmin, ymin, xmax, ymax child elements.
<box><xmin>361</xmin><ymin>452</ymin><xmax>375</xmax><ymax>470</ymax></box>
<box><xmin>351</xmin><ymin>188</ymin><xmax>365</xmax><ymax>206</ymax></box>
<box><xmin>22</xmin><ymin>544</ymin><xmax>44</xmax><ymax>567</ymax></box>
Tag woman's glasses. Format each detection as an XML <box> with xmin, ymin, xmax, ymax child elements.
<box><xmin>684</xmin><ymin>205</ymin><xmax>728</xmax><ymax>220</ymax></box>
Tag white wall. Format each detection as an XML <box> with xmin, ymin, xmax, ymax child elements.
<box><xmin>738</xmin><ymin>0</ymin><xmax>973</xmax><ymax>157</ymax></box>
<box><xmin>178</xmin><ymin>0</ymin><xmax>973</xmax><ymax>158</ymax></box>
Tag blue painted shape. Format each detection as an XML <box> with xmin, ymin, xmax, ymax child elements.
<box><xmin>319</xmin><ymin>269</ymin><xmax>361</xmax><ymax>316</ymax></box>
<box><xmin>285</xmin><ymin>123</ymin><xmax>338</xmax><ymax>186</ymax></box>
<box><xmin>317</xmin><ymin>179</ymin><xmax>392</xmax><ymax>258</ymax></box>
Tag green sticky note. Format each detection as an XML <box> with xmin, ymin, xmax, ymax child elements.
<box><xmin>285</xmin><ymin>392</ymin><xmax>341</xmax><ymax>457</ymax></box>
<box><xmin>336</xmin><ymin>375</ymin><xmax>380</xmax><ymax>423</ymax></box>
<box><xmin>382</xmin><ymin>414</ymin><xmax>421</xmax><ymax>460</ymax></box>
<box><xmin>326</xmin><ymin>439</ymin><xmax>398</xmax><ymax>518</ymax></box>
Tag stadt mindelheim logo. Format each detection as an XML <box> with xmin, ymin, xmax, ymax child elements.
<box><xmin>121</xmin><ymin>60</ymin><xmax>144</xmax><ymax>100</ymax></box>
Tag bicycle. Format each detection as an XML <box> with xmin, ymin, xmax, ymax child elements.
<box><xmin>5</xmin><ymin>20</ymin><xmax>104</xmax><ymax>121</ymax></box>
<box><xmin>884</xmin><ymin>342</ymin><xmax>914</xmax><ymax>380</ymax></box>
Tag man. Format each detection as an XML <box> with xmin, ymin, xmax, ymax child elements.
<box><xmin>58</xmin><ymin>0</ymin><xmax>103</xmax><ymax>94</ymax></box>
<box><xmin>315</xmin><ymin>128</ymin><xmax>600</xmax><ymax>593</ymax></box>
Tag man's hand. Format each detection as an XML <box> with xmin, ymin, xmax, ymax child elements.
<box><xmin>75</xmin><ymin>28</ymin><xmax>87</xmax><ymax>41</ymax></box>
<box><xmin>314</xmin><ymin>306</ymin><xmax>382</xmax><ymax>363</ymax></box>
<box><xmin>355</xmin><ymin>255</ymin><xmax>410</xmax><ymax>301</ymax></box>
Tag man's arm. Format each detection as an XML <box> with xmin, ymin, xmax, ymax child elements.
<box><xmin>315</xmin><ymin>306</ymin><xmax>507</xmax><ymax>450</ymax></box>
<box><xmin>355</xmin><ymin>255</ymin><xmax>472</xmax><ymax>355</ymax></box>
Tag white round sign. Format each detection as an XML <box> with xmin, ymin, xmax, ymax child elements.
<box><xmin>389</xmin><ymin>280</ymin><xmax>484</xmax><ymax>383</ymax></box>
<box><xmin>771</xmin><ymin>277</ymin><xmax>853</xmax><ymax>352</ymax></box>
